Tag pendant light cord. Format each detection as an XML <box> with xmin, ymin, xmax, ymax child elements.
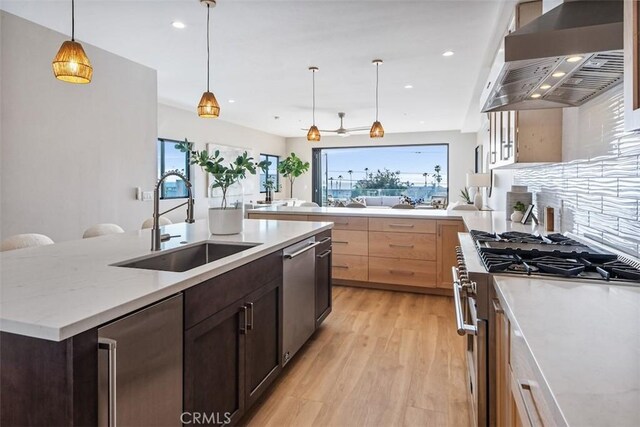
<box><xmin>375</xmin><ymin>62</ymin><xmax>379</xmax><ymax>121</ymax></box>
<box><xmin>71</xmin><ymin>0</ymin><xmax>75</xmax><ymax>41</ymax></box>
<box><xmin>206</xmin><ymin>4</ymin><xmax>211</xmax><ymax>92</ymax></box>
<box><xmin>312</xmin><ymin>69</ymin><xmax>316</xmax><ymax>125</ymax></box>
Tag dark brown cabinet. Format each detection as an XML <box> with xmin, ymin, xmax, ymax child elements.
<box><xmin>315</xmin><ymin>232</ymin><xmax>332</xmax><ymax>327</ymax></box>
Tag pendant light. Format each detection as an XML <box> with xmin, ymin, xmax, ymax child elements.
<box><xmin>370</xmin><ymin>59</ymin><xmax>385</xmax><ymax>138</ymax></box>
<box><xmin>52</xmin><ymin>0</ymin><xmax>93</xmax><ymax>84</ymax></box>
<box><xmin>197</xmin><ymin>0</ymin><xmax>220</xmax><ymax>118</ymax></box>
<box><xmin>307</xmin><ymin>66</ymin><xmax>321</xmax><ymax>142</ymax></box>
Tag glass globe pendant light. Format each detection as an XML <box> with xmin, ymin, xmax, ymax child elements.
<box><xmin>307</xmin><ymin>66</ymin><xmax>321</xmax><ymax>142</ymax></box>
<box><xmin>370</xmin><ymin>59</ymin><xmax>385</xmax><ymax>138</ymax></box>
<box><xmin>52</xmin><ymin>0</ymin><xmax>93</xmax><ymax>84</ymax></box>
<box><xmin>197</xmin><ymin>0</ymin><xmax>220</xmax><ymax>118</ymax></box>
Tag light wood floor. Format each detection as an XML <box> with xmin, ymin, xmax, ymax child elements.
<box><xmin>242</xmin><ymin>286</ymin><xmax>471</xmax><ymax>427</ymax></box>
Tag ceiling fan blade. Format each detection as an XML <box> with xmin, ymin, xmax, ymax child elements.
<box><xmin>318</xmin><ymin>129</ymin><xmax>340</xmax><ymax>133</ymax></box>
<box><xmin>345</xmin><ymin>127</ymin><xmax>371</xmax><ymax>132</ymax></box>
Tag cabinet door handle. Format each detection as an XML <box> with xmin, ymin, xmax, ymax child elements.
<box><xmin>247</xmin><ymin>303</ymin><xmax>254</xmax><ymax>331</ymax></box>
<box><xmin>98</xmin><ymin>338</ymin><xmax>117</xmax><ymax>427</ymax></box>
<box><xmin>389</xmin><ymin>244</ymin><xmax>414</xmax><ymax>248</ymax></box>
<box><xmin>317</xmin><ymin>249</ymin><xmax>332</xmax><ymax>259</ymax></box>
<box><xmin>492</xmin><ymin>298</ymin><xmax>504</xmax><ymax>314</ymax></box>
<box><xmin>240</xmin><ymin>306</ymin><xmax>248</xmax><ymax>334</ymax></box>
<box><xmin>284</xmin><ymin>241</ymin><xmax>322</xmax><ymax>259</ymax></box>
<box><xmin>334</xmin><ymin>265</ymin><xmax>349</xmax><ymax>269</ymax></box>
<box><xmin>518</xmin><ymin>381</ymin><xmax>543</xmax><ymax>427</ymax></box>
<box><xmin>389</xmin><ymin>269</ymin><xmax>414</xmax><ymax>276</ymax></box>
<box><xmin>388</xmin><ymin>223</ymin><xmax>414</xmax><ymax>228</ymax></box>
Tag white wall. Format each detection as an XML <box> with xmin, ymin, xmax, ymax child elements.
<box><xmin>0</xmin><ymin>12</ymin><xmax>158</xmax><ymax>242</ymax></box>
<box><xmin>285</xmin><ymin>131</ymin><xmax>477</xmax><ymax>203</ymax></box>
<box><xmin>157</xmin><ymin>104</ymin><xmax>287</xmax><ymax>221</ymax></box>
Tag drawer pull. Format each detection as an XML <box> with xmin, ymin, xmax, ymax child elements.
<box><xmin>389</xmin><ymin>269</ymin><xmax>415</xmax><ymax>276</ymax></box>
<box><xmin>389</xmin><ymin>244</ymin><xmax>414</xmax><ymax>248</ymax></box>
<box><xmin>334</xmin><ymin>265</ymin><xmax>349</xmax><ymax>269</ymax></box>
<box><xmin>388</xmin><ymin>223</ymin><xmax>414</xmax><ymax>228</ymax></box>
<box><xmin>317</xmin><ymin>249</ymin><xmax>332</xmax><ymax>259</ymax></box>
<box><xmin>333</xmin><ymin>240</ymin><xmax>348</xmax><ymax>244</ymax></box>
<box><xmin>318</xmin><ymin>237</ymin><xmax>332</xmax><ymax>244</ymax></box>
<box><xmin>335</xmin><ymin>221</ymin><xmax>350</xmax><ymax>225</ymax></box>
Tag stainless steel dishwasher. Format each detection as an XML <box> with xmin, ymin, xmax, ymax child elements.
<box><xmin>98</xmin><ymin>294</ymin><xmax>183</xmax><ymax>427</ymax></box>
<box><xmin>282</xmin><ymin>237</ymin><xmax>320</xmax><ymax>365</ymax></box>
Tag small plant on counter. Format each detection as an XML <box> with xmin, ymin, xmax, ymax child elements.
<box><xmin>176</xmin><ymin>139</ymin><xmax>270</xmax><ymax>209</ymax></box>
<box><xmin>513</xmin><ymin>201</ymin><xmax>526</xmax><ymax>212</ymax></box>
<box><xmin>460</xmin><ymin>187</ymin><xmax>472</xmax><ymax>204</ymax></box>
<box><xmin>277</xmin><ymin>153</ymin><xmax>310</xmax><ymax>198</ymax></box>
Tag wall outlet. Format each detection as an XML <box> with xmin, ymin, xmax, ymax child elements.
<box><xmin>142</xmin><ymin>191</ymin><xmax>153</xmax><ymax>201</ymax></box>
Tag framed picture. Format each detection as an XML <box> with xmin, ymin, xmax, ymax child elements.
<box><xmin>521</xmin><ymin>204</ymin><xmax>535</xmax><ymax>224</ymax></box>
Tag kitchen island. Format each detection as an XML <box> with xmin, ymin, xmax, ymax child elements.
<box><xmin>0</xmin><ymin>219</ymin><xmax>333</xmax><ymax>426</ymax></box>
<box><xmin>493</xmin><ymin>276</ymin><xmax>640</xmax><ymax>427</ymax></box>
<box><xmin>248</xmin><ymin>207</ymin><xmax>549</xmax><ymax>293</ymax></box>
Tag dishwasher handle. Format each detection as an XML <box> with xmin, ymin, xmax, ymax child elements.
<box><xmin>99</xmin><ymin>337</ymin><xmax>117</xmax><ymax>427</ymax></box>
<box><xmin>284</xmin><ymin>241</ymin><xmax>322</xmax><ymax>259</ymax></box>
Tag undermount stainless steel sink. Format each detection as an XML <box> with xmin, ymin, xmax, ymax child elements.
<box><xmin>114</xmin><ymin>242</ymin><xmax>260</xmax><ymax>272</ymax></box>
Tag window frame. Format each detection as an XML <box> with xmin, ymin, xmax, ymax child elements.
<box><xmin>259</xmin><ymin>153</ymin><xmax>280</xmax><ymax>193</ymax></box>
<box><xmin>311</xmin><ymin>143</ymin><xmax>450</xmax><ymax>206</ymax></box>
<box><xmin>157</xmin><ymin>138</ymin><xmax>191</xmax><ymax>200</ymax></box>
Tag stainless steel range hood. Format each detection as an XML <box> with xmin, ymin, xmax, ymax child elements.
<box><xmin>481</xmin><ymin>0</ymin><xmax>623</xmax><ymax>112</ymax></box>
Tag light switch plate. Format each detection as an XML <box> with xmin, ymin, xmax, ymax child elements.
<box><xmin>142</xmin><ymin>191</ymin><xmax>153</xmax><ymax>201</ymax></box>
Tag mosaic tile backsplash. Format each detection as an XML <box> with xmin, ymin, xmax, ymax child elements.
<box><xmin>514</xmin><ymin>88</ymin><xmax>640</xmax><ymax>258</ymax></box>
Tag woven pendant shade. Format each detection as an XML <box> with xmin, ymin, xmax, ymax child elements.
<box><xmin>370</xmin><ymin>121</ymin><xmax>384</xmax><ymax>138</ymax></box>
<box><xmin>52</xmin><ymin>41</ymin><xmax>93</xmax><ymax>84</ymax></box>
<box><xmin>198</xmin><ymin>91</ymin><xmax>220</xmax><ymax>118</ymax></box>
<box><xmin>307</xmin><ymin>125</ymin><xmax>321</xmax><ymax>142</ymax></box>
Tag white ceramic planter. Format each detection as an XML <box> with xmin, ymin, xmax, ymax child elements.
<box><xmin>208</xmin><ymin>207</ymin><xmax>243</xmax><ymax>235</ymax></box>
<box><xmin>510</xmin><ymin>211</ymin><xmax>524</xmax><ymax>222</ymax></box>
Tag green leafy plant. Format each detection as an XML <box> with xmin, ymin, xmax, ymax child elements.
<box><xmin>277</xmin><ymin>153</ymin><xmax>310</xmax><ymax>198</ymax></box>
<box><xmin>513</xmin><ymin>201</ymin><xmax>526</xmax><ymax>212</ymax></box>
<box><xmin>176</xmin><ymin>139</ymin><xmax>269</xmax><ymax>209</ymax></box>
<box><xmin>460</xmin><ymin>187</ymin><xmax>472</xmax><ymax>203</ymax></box>
<box><xmin>355</xmin><ymin>168</ymin><xmax>410</xmax><ymax>190</ymax></box>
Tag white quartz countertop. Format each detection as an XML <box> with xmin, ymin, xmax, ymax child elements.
<box><xmin>0</xmin><ymin>219</ymin><xmax>332</xmax><ymax>341</ymax></box>
<box><xmin>494</xmin><ymin>276</ymin><xmax>640</xmax><ymax>427</ymax></box>
<box><xmin>248</xmin><ymin>206</ymin><xmax>551</xmax><ymax>235</ymax></box>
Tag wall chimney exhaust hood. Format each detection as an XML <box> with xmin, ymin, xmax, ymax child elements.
<box><xmin>481</xmin><ymin>0</ymin><xmax>623</xmax><ymax>112</ymax></box>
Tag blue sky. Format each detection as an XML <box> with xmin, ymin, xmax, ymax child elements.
<box><xmin>321</xmin><ymin>144</ymin><xmax>448</xmax><ymax>186</ymax></box>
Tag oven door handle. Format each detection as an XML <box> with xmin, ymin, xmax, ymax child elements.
<box><xmin>452</xmin><ymin>266</ymin><xmax>477</xmax><ymax>336</ymax></box>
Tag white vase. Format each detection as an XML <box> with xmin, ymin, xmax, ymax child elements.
<box><xmin>208</xmin><ymin>178</ymin><xmax>244</xmax><ymax>235</ymax></box>
<box><xmin>510</xmin><ymin>211</ymin><xmax>524</xmax><ymax>222</ymax></box>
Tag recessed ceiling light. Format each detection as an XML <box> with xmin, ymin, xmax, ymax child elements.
<box><xmin>172</xmin><ymin>21</ymin><xmax>186</xmax><ymax>29</ymax></box>
<box><xmin>404</xmin><ymin>84</ymin><xmax>413</xmax><ymax>89</ymax></box>
<box><xmin>419</xmin><ymin>120</ymin><xmax>425</xmax><ymax>124</ymax></box>
<box><xmin>442</xmin><ymin>50</ymin><xmax>454</xmax><ymax>57</ymax></box>
<box><xmin>552</xmin><ymin>71</ymin><xmax>566</xmax><ymax>78</ymax></box>
<box><xmin>540</xmin><ymin>84</ymin><xmax>552</xmax><ymax>90</ymax></box>
<box><xmin>228</xmin><ymin>99</ymin><xmax>235</xmax><ymax>103</ymax></box>
<box><xmin>567</xmin><ymin>56</ymin><xmax>583</xmax><ymax>63</ymax></box>
<box><xmin>531</xmin><ymin>93</ymin><xmax>542</xmax><ymax>99</ymax></box>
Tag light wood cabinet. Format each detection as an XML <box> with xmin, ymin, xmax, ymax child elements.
<box><xmin>332</xmin><ymin>254</ymin><xmax>368</xmax><ymax>281</ymax></box>
<box><xmin>368</xmin><ymin>231</ymin><xmax>436</xmax><ymax>260</ymax></box>
<box><xmin>368</xmin><ymin>257</ymin><xmax>437</xmax><ymax>288</ymax></box>
<box><xmin>369</xmin><ymin>217</ymin><xmax>437</xmax><ymax>234</ymax></box>
<box><xmin>624</xmin><ymin>0</ymin><xmax>640</xmax><ymax>131</ymax></box>
<box><xmin>488</xmin><ymin>109</ymin><xmax>562</xmax><ymax>169</ymax></box>
<box><xmin>308</xmin><ymin>215</ymin><xmax>368</xmax><ymax>230</ymax></box>
<box><xmin>332</xmin><ymin>230</ymin><xmax>368</xmax><ymax>256</ymax></box>
<box><xmin>436</xmin><ymin>220</ymin><xmax>466</xmax><ymax>288</ymax></box>
<box><xmin>248</xmin><ymin>213</ymin><xmax>308</xmax><ymax>221</ymax></box>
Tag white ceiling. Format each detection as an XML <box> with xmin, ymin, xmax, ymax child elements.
<box><xmin>1</xmin><ymin>0</ymin><xmax>515</xmax><ymax>137</ymax></box>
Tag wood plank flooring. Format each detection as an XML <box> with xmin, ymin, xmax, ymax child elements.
<box><xmin>242</xmin><ymin>286</ymin><xmax>471</xmax><ymax>427</ymax></box>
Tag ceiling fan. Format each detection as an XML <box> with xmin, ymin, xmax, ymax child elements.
<box><xmin>302</xmin><ymin>112</ymin><xmax>369</xmax><ymax>137</ymax></box>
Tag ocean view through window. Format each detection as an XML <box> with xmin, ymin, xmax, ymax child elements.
<box><xmin>311</xmin><ymin>144</ymin><xmax>449</xmax><ymax>207</ymax></box>
<box><xmin>157</xmin><ymin>138</ymin><xmax>191</xmax><ymax>199</ymax></box>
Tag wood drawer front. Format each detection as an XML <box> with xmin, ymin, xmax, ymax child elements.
<box><xmin>331</xmin><ymin>230</ymin><xmax>368</xmax><ymax>255</ymax></box>
<box><xmin>510</xmin><ymin>324</ymin><xmax>565</xmax><ymax>427</ymax></box>
<box><xmin>368</xmin><ymin>257</ymin><xmax>437</xmax><ymax>288</ymax></box>
<box><xmin>332</xmin><ymin>254</ymin><xmax>368</xmax><ymax>281</ymax></box>
<box><xmin>308</xmin><ymin>215</ymin><xmax>368</xmax><ymax>230</ymax></box>
<box><xmin>249</xmin><ymin>213</ymin><xmax>308</xmax><ymax>221</ymax></box>
<box><xmin>369</xmin><ymin>217</ymin><xmax>436</xmax><ymax>234</ymax></box>
<box><xmin>368</xmin><ymin>231</ymin><xmax>436</xmax><ymax>260</ymax></box>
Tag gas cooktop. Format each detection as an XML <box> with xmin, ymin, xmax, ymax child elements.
<box><xmin>469</xmin><ymin>230</ymin><xmax>640</xmax><ymax>284</ymax></box>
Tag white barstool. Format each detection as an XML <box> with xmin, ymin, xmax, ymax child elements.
<box><xmin>0</xmin><ymin>233</ymin><xmax>54</xmax><ymax>252</ymax></box>
<box><xmin>83</xmin><ymin>224</ymin><xmax>125</xmax><ymax>239</ymax></box>
<box><xmin>300</xmin><ymin>202</ymin><xmax>320</xmax><ymax>207</ymax></box>
<box><xmin>141</xmin><ymin>216</ymin><xmax>172</xmax><ymax>230</ymax></box>
<box><xmin>345</xmin><ymin>202</ymin><xmax>366</xmax><ymax>208</ymax></box>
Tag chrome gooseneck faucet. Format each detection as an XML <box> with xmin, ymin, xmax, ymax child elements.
<box><xmin>152</xmin><ymin>170</ymin><xmax>195</xmax><ymax>251</ymax></box>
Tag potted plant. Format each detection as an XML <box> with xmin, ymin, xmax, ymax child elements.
<box><xmin>263</xmin><ymin>178</ymin><xmax>280</xmax><ymax>203</ymax></box>
<box><xmin>277</xmin><ymin>153</ymin><xmax>310</xmax><ymax>198</ymax></box>
<box><xmin>177</xmin><ymin>140</ymin><xmax>269</xmax><ymax>235</ymax></box>
<box><xmin>460</xmin><ymin>187</ymin><xmax>472</xmax><ymax>204</ymax></box>
<box><xmin>511</xmin><ymin>201</ymin><xmax>526</xmax><ymax>222</ymax></box>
